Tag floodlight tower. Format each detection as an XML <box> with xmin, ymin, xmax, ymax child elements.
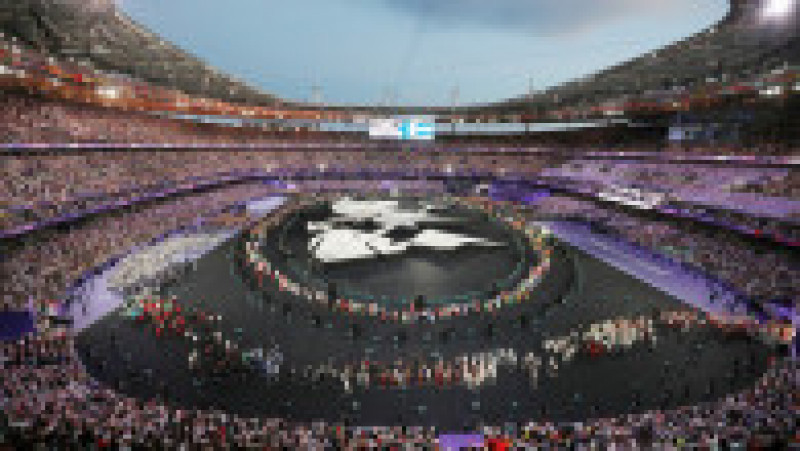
<box><xmin>526</xmin><ymin>76</ymin><xmax>535</xmax><ymax>133</ymax></box>
<box><xmin>450</xmin><ymin>84</ymin><xmax>460</xmax><ymax>133</ymax></box>
<box><xmin>311</xmin><ymin>84</ymin><xmax>323</xmax><ymax>104</ymax></box>
<box><xmin>380</xmin><ymin>86</ymin><xmax>397</xmax><ymax>107</ymax></box>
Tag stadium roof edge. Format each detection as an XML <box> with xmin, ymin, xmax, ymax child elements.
<box><xmin>1</xmin><ymin>0</ymin><xmax>796</xmax><ymax>114</ymax></box>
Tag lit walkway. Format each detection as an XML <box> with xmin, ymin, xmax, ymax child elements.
<box><xmin>542</xmin><ymin>220</ymin><xmax>797</xmax><ymax>356</ymax></box>
<box><xmin>543</xmin><ymin>220</ymin><xmax>749</xmax><ymax>316</ymax></box>
<box><xmin>65</xmin><ymin>195</ymin><xmax>287</xmax><ymax>332</ymax></box>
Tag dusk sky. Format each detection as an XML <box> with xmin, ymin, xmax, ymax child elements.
<box><xmin>121</xmin><ymin>0</ymin><xmax>730</xmax><ymax>106</ymax></box>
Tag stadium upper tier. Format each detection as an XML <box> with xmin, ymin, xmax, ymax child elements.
<box><xmin>489</xmin><ymin>0</ymin><xmax>800</xmax><ymax>114</ymax></box>
<box><xmin>0</xmin><ymin>0</ymin><xmax>284</xmax><ymax>107</ymax></box>
<box><xmin>1</xmin><ymin>0</ymin><xmax>797</xmax><ymax>113</ymax></box>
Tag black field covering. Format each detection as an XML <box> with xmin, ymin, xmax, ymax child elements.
<box><xmin>75</xmin><ymin>235</ymin><xmax>773</xmax><ymax>429</ymax></box>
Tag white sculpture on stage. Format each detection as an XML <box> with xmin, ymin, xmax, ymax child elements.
<box><xmin>308</xmin><ymin>198</ymin><xmax>503</xmax><ymax>263</ymax></box>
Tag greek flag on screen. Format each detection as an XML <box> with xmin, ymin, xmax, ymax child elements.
<box><xmin>369</xmin><ymin>117</ymin><xmax>435</xmax><ymax>140</ymax></box>
<box><xmin>398</xmin><ymin>119</ymin><xmax>434</xmax><ymax>140</ymax></box>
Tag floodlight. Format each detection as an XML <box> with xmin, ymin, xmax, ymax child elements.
<box><xmin>762</xmin><ymin>0</ymin><xmax>795</xmax><ymax>18</ymax></box>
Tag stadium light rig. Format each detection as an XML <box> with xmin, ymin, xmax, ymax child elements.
<box><xmin>761</xmin><ymin>0</ymin><xmax>796</xmax><ymax>19</ymax></box>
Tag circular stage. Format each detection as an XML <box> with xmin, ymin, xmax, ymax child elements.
<box><xmin>240</xmin><ymin>195</ymin><xmax>555</xmax><ymax>321</ymax></box>
<box><xmin>262</xmin><ymin>196</ymin><xmax>535</xmax><ymax>306</ymax></box>
<box><xmin>73</xmin><ymin>194</ymin><xmax>777</xmax><ymax>430</ymax></box>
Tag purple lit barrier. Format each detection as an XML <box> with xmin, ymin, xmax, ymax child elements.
<box><xmin>0</xmin><ymin>311</ymin><xmax>36</xmax><ymax>341</ymax></box>
<box><xmin>676</xmin><ymin>190</ymin><xmax>800</xmax><ymax>220</ymax></box>
<box><xmin>541</xmin><ymin>163</ymin><xmax>799</xmax><ymax>220</ymax></box>
<box><xmin>2</xmin><ymin>143</ymin><xmax>797</xmax><ymax>164</ymax></box>
<box><xmin>537</xmin><ymin>177</ymin><xmax>798</xmax><ymax>247</ymax></box>
<box><xmin>438</xmin><ymin>433</ymin><xmax>485</xmax><ymax>450</ymax></box>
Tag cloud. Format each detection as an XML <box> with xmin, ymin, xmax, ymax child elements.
<box><xmin>381</xmin><ymin>0</ymin><xmax>675</xmax><ymax>35</ymax></box>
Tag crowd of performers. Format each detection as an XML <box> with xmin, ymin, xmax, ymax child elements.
<box><xmin>113</xmin><ymin>294</ymin><xmax>794</xmax><ymax>393</ymax></box>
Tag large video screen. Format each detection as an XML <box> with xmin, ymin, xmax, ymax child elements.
<box><xmin>368</xmin><ymin>116</ymin><xmax>435</xmax><ymax>140</ymax></box>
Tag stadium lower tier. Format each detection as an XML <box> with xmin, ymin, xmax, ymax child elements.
<box><xmin>74</xmin><ymin>232</ymin><xmax>776</xmax><ymax>429</ymax></box>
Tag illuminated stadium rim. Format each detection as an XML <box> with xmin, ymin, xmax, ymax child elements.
<box><xmin>241</xmin><ymin>195</ymin><xmax>555</xmax><ymax>322</ymax></box>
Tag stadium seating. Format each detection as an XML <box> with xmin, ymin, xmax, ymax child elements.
<box><xmin>1</xmin><ymin>0</ymin><xmax>797</xmax><ymax>448</ymax></box>
<box><xmin>0</xmin><ymin>0</ymin><xmax>282</xmax><ymax>106</ymax></box>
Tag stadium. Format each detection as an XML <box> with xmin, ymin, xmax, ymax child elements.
<box><xmin>0</xmin><ymin>0</ymin><xmax>797</xmax><ymax>448</ymax></box>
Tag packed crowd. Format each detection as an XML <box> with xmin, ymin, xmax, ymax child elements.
<box><xmin>733</xmin><ymin>168</ymin><xmax>800</xmax><ymax>199</ymax></box>
<box><xmin>662</xmin><ymin>142</ymin><xmax>798</xmax><ymax>157</ymax></box>
<box><xmin>1</xmin><ymin>181</ymin><xmax>276</xmax><ymax>311</ymax></box>
<box><xmin>0</xmin><ymin>92</ymin><xmax>323</xmax><ymax>147</ymax></box>
<box><xmin>5</xmin><ymin>135</ymin><xmax>795</xmax><ymax>243</ymax></box>
<box><xmin>541</xmin><ymin>158</ymin><xmax>800</xmax><ymax>243</ymax></box>
<box><xmin>545</xmin><ymin>159</ymin><xmax>795</xmax><ymax>198</ymax></box>
<box><xmin>1</xmin><ymin>142</ymin><xmax>563</xmax><ymax>233</ymax></box>
<box><xmin>674</xmin><ymin>203</ymin><xmax>799</xmax><ymax>243</ymax></box>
